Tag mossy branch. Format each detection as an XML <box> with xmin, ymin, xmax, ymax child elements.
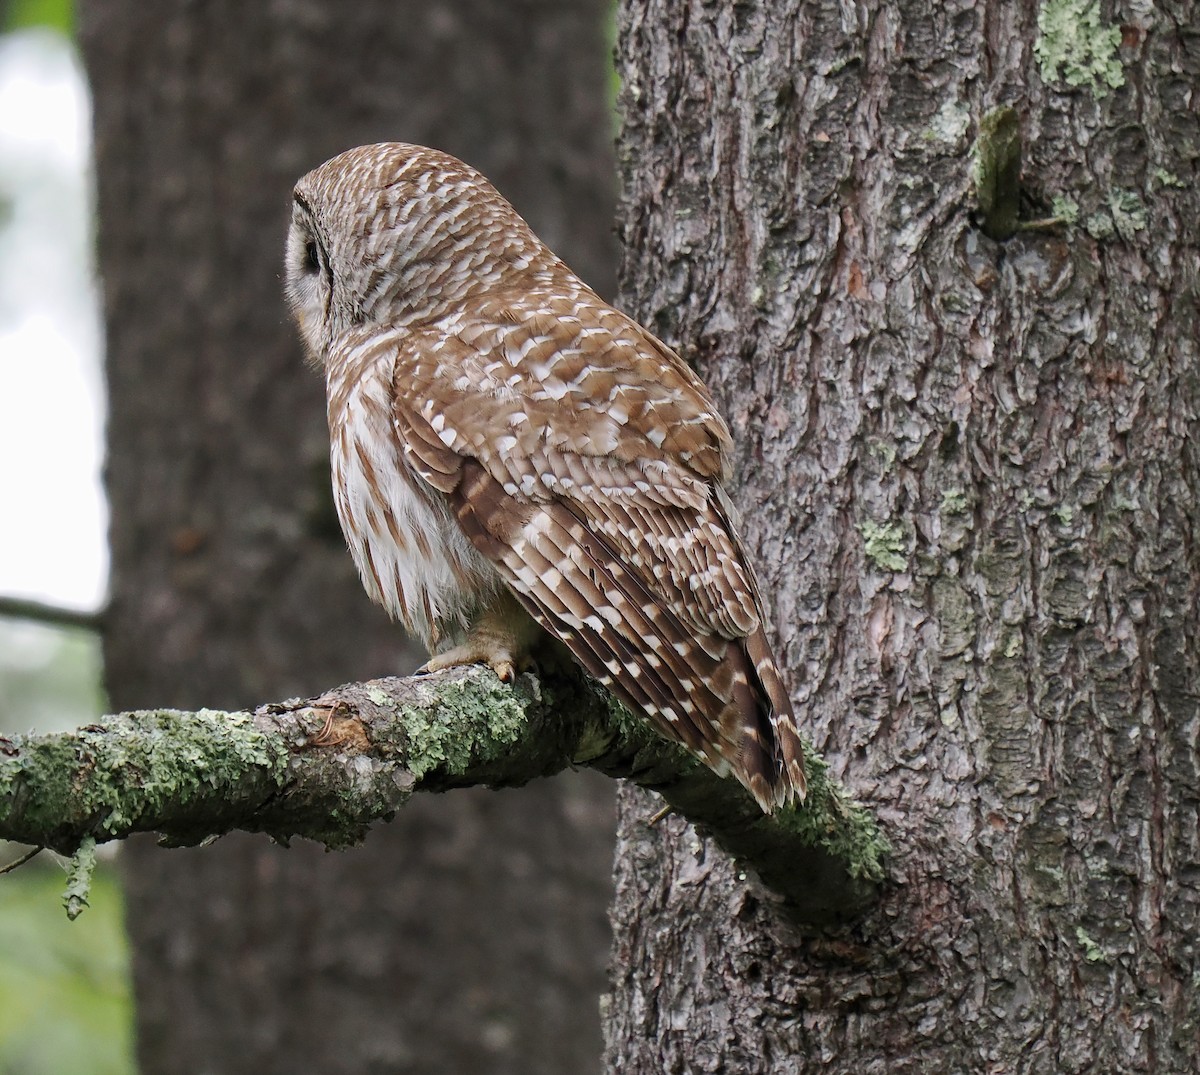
<box><xmin>0</xmin><ymin>666</ymin><xmax>886</xmax><ymax>924</ymax></box>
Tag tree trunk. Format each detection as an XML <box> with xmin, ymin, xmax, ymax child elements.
<box><xmin>82</xmin><ymin>3</ymin><xmax>617</xmax><ymax>1072</ymax></box>
<box><xmin>606</xmin><ymin>1</ymin><xmax>1200</xmax><ymax>1071</ymax></box>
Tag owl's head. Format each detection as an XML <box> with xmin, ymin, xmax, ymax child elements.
<box><xmin>284</xmin><ymin>142</ymin><xmax>557</xmax><ymax>367</ymax></box>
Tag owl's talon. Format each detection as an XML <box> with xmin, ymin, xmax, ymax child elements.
<box><xmin>415</xmin><ymin>592</ymin><xmax>538</xmax><ymax>685</ymax></box>
<box><xmin>420</xmin><ymin>644</ymin><xmax>519</xmax><ymax>684</ymax></box>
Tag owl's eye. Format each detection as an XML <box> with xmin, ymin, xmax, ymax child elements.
<box><xmin>305</xmin><ymin>240</ymin><xmax>322</xmax><ymax>274</ymax></box>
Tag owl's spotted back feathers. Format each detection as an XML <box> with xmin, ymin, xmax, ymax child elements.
<box><xmin>285</xmin><ymin>142</ymin><xmax>805</xmax><ymax>812</ymax></box>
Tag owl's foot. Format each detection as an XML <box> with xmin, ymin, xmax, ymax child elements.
<box><xmin>417</xmin><ymin>591</ymin><xmax>541</xmax><ymax>684</ymax></box>
<box><xmin>418</xmin><ymin>641</ymin><xmax>535</xmax><ymax>683</ymax></box>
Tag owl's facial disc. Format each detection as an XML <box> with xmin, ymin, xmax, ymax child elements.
<box><xmin>284</xmin><ymin>194</ymin><xmax>333</xmax><ymax>367</ymax></box>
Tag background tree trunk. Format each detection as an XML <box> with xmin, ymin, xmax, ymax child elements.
<box><xmin>606</xmin><ymin>1</ymin><xmax>1200</xmax><ymax>1071</ymax></box>
<box><xmin>82</xmin><ymin>3</ymin><xmax>617</xmax><ymax>1072</ymax></box>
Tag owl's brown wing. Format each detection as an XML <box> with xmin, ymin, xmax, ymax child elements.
<box><xmin>385</xmin><ymin>292</ymin><xmax>805</xmax><ymax>809</ymax></box>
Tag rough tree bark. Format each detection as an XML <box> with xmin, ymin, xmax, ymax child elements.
<box><xmin>81</xmin><ymin>3</ymin><xmax>617</xmax><ymax>1073</ymax></box>
<box><xmin>606</xmin><ymin>1</ymin><xmax>1200</xmax><ymax>1071</ymax></box>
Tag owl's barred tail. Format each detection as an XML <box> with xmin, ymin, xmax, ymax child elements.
<box><xmin>736</xmin><ymin>627</ymin><xmax>807</xmax><ymax>813</ymax></box>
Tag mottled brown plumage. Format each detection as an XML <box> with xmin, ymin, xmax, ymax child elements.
<box><xmin>284</xmin><ymin>142</ymin><xmax>805</xmax><ymax>811</ymax></box>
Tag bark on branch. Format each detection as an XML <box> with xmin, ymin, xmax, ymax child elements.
<box><xmin>0</xmin><ymin>666</ymin><xmax>886</xmax><ymax>924</ymax></box>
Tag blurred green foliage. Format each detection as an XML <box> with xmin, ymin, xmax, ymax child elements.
<box><xmin>0</xmin><ymin>621</ymin><xmax>127</xmax><ymax>1072</ymax></box>
<box><xmin>0</xmin><ymin>621</ymin><xmax>128</xmax><ymax>1072</ymax></box>
<box><xmin>0</xmin><ymin>860</ymin><xmax>134</xmax><ymax>1075</ymax></box>
<box><xmin>2</xmin><ymin>0</ymin><xmax>73</xmax><ymax>34</ymax></box>
<box><xmin>0</xmin><ymin>620</ymin><xmax>105</xmax><ymax>735</ymax></box>
<box><xmin>0</xmin><ymin>6</ymin><xmax>132</xmax><ymax>1071</ymax></box>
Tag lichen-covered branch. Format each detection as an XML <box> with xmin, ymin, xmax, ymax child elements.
<box><xmin>0</xmin><ymin>666</ymin><xmax>886</xmax><ymax>923</ymax></box>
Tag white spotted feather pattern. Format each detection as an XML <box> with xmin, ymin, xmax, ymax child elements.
<box><xmin>284</xmin><ymin>142</ymin><xmax>806</xmax><ymax>811</ymax></box>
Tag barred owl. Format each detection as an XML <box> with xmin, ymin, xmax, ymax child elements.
<box><xmin>284</xmin><ymin>142</ymin><xmax>805</xmax><ymax>813</ymax></box>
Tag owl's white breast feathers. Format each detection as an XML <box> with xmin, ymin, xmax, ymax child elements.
<box><xmin>327</xmin><ymin>333</ymin><xmax>497</xmax><ymax>648</ymax></box>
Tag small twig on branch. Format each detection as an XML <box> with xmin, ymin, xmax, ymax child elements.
<box><xmin>0</xmin><ymin>666</ymin><xmax>888</xmax><ymax>924</ymax></box>
<box><xmin>0</xmin><ymin>595</ymin><xmax>103</xmax><ymax>633</ymax></box>
<box><xmin>0</xmin><ymin>844</ymin><xmax>43</xmax><ymax>875</ymax></box>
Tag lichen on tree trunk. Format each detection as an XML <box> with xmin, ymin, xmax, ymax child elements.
<box><xmin>605</xmin><ymin>0</ymin><xmax>1200</xmax><ymax>1071</ymax></box>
